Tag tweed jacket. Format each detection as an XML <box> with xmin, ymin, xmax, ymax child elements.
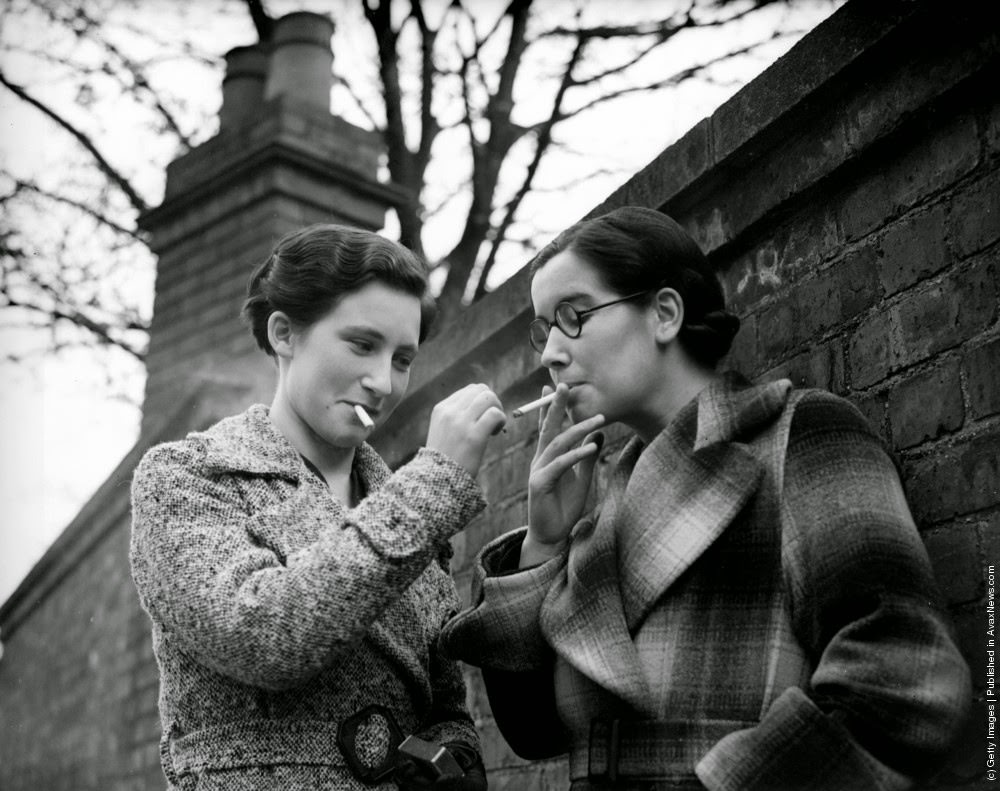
<box><xmin>130</xmin><ymin>404</ymin><xmax>486</xmax><ymax>791</ymax></box>
<box><xmin>441</xmin><ymin>374</ymin><xmax>970</xmax><ymax>790</ymax></box>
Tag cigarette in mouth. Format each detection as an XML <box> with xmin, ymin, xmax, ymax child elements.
<box><xmin>354</xmin><ymin>404</ymin><xmax>375</xmax><ymax>428</ymax></box>
<box><xmin>511</xmin><ymin>392</ymin><xmax>558</xmax><ymax>418</ymax></box>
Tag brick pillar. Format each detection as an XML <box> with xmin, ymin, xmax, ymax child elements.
<box><xmin>137</xmin><ymin>12</ymin><xmax>405</xmax><ymax>437</ymax></box>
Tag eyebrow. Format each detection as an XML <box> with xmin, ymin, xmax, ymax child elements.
<box><xmin>342</xmin><ymin>324</ymin><xmax>419</xmax><ymax>354</ymax></box>
<box><xmin>534</xmin><ymin>291</ymin><xmax>596</xmax><ymax>318</ymax></box>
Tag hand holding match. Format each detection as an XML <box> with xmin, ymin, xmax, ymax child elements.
<box><xmin>511</xmin><ymin>391</ymin><xmax>557</xmax><ymax>418</ymax></box>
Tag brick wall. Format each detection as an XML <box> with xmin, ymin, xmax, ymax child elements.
<box><xmin>369</xmin><ymin>1</ymin><xmax>998</xmax><ymax>788</ymax></box>
<box><xmin>0</xmin><ymin>1</ymin><xmax>995</xmax><ymax>789</ymax></box>
<box><xmin>0</xmin><ymin>384</ymin><xmax>247</xmax><ymax>791</ymax></box>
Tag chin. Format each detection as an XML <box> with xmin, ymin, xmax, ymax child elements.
<box><xmin>567</xmin><ymin>392</ymin><xmax>599</xmax><ymax>422</ymax></box>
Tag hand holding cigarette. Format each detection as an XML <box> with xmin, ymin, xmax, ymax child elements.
<box><xmin>425</xmin><ymin>383</ymin><xmax>506</xmax><ymax>477</ymax></box>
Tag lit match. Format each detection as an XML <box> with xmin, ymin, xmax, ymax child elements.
<box><xmin>354</xmin><ymin>404</ymin><xmax>375</xmax><ymax>428</ymax></box>
<box><xmin>511</xmin><ymin>391</ymin><xmax>557</xmax><ymax>418</ymax></box>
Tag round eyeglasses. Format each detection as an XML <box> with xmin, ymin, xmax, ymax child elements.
<box><xmin>528</xmin><ymin>291</ymin><xmax>648</xmax><ymax>353</ymax></box>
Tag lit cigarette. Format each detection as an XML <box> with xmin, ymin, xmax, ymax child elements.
<box><xmin>353</xmin><ymin>404</ymin><xmax>375</xmax><ymax>428</ymax></box>
<box><xmin>511</xmin><ymin>392</ymin><xmax>557</xmax><ymax>418</ymax></box>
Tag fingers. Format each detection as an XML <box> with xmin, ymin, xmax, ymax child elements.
<box><xmin>480</xmin><ymin>405</ymin><xmax>508</xmax><ymax>437</ymax></box>
<box><xmin>537</xmin><ymin>384</ymin><xmax>565</xmax><ymax>448</ymax></box>
<box><xmin>573</xmin><ymin>429</ymin><xmax>604</xmax><ymax>491</ymax></box>
<box><xmin>537</xmin><ymin>384</ymin><xmax>555</xmax><ymax>435</ymax></box>
<box><xmin>534</xmin><ymin>412</ymin><xmax>605</xmax><ymax>467</ymax></box>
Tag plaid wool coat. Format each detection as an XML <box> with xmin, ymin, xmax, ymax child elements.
<box><xmin>441</xmin><ymin>374</ymin><xmax>970</xmax><ymax>790</ymax></box>
<box><xmin>130</xmin><ymin>405</ymin><xmax>485</xmax><ymax>790</ymax></box>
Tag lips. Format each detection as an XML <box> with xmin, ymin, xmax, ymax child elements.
<box><xmin>347</xmin><ymin>402</ymin><xmax>381</xmax><ymax>418</ymax></box>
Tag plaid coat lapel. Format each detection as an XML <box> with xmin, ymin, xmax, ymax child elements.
<box><xmin>540</xmin><ymin>438</ymin><xmax>654</xmax><ymax>715</ymax></box>
<box><xmin>616</xmin><ymin>431</ymin><xmax>763</xmax><ymax>633</ymax></box>
<box><xmin>539</xmin><ymin>375</ymin><xmax>791</xmax><ymax>715</ymax></box>
<box><xmin>619</xmin><ymin>376</ymin><xmax>791</xmax><ymax>630</ymax></box>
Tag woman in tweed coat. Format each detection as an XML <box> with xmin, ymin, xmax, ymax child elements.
<box><xmin>131</xmin><ymin>225</ymin><xmax>505</xmax><ymax>790</ymax></box>
<box><xmin>441</xmin><ymin>207</ymin><xmax>971</xmax><ymax>790</ymax></box>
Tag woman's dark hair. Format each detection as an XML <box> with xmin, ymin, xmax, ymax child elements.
<box><xmin>530</xmin><ymin>206</ymin><xmax>740</xmax><ymax>365</ymax></box>
<box><xmin>242</xmin><ymin>224</ymin><xmax>437</xmax><ymax>355</ymax></box>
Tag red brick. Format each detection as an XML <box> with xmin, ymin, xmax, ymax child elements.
<box><xmin>964</xmin><ymin>337</ymin><xmax>1000</xmax><ymax>419</ymax></box>
<box><xmin>885</xmin><ymin>114</ymin><xmax>979</xmax><ymax>211</ymax></box>
<box><xmin>763</xmin><ymin>341</ymin><xmax>843</xmax><ymax>393</ymax></box>
<box><xmin>839</xmin><ymin>173</ymin><xmax>892</xmax><ymax>242</ymax></box>
<box><xmin>904</xmin><ymin>431</ymin><xmax>1000</xmax><ymax>523</ymax></box>
<box><xmin>922</xmin><ymin>524</ymin><xmax>983</xmax><ymax>605</ymax></box>
<box><xmin>758</xmin><ymin>301</ymin><xmax>796</xmax><ymax>362</ymax></box>
<box><xmin>729</xmin><ymin>210</ymin><xmax>841</xmax><ymax>309</ymax></box>
<box><xmin>986</xmin><ymin>99</ymin><xmax>1000</xmax><ymax>156</ymax></box>
<box><xmin>888</xmin><ymin>359</ymin><xmax>964</xmax><ymax>448</ymax></box>
<box><xmin>849</xmin><ymin>309</ymin><xmax>894</xmax><ymax>389</ymax></box>
<box><xmin>951</xmin><ymin>170</ymin><xmax>1000</xmax><ymax>259</ymax></box>
<box><xmin>894</xmin><ymin>260</ymin><xmax>998</xmax><ymax>368</ymax></box>
<box><xmin>876</xmin><ymin>207</ymin><xmax>950</xmax><ymax>296</ymax></box>
<box><xmin>799</xmin><ymin>252</ymin><xmax>880</xmax><ymax>340</ymax></box>
<box><xmin>852</xmin><ymin>391</ymin><xmax>889</xmax><ymax>444</ymax></box>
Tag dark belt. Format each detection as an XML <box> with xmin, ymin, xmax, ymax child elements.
<box><xmin>586</xmin><ymin>718</ymin><xmax>753</xmax><ymax>786</ymax></box>
<box><xmin>171</xmin><ymin>706</ymin><xmax>404</xmax><ymax>786</ymax></box>
<box><xmin>572</xmin><ymin>779</ymin><xmax>705</xmax><ymax>791</ymax></box>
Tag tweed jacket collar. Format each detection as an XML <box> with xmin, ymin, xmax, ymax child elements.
<box><xmin>539</xmin><ymin>373</ymin><xmax>792</xmax><ymax>715</ymax></box>
<box><xmin>196</xmin><ymin>404</ymin><xmax>390</xmax><ymax>490</ymax></box>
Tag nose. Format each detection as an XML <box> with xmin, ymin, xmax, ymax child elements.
<box><xmin>361</xmin><ymin>356</ymin><xmax>394</xmax><ymax>397</ymax></box>
<box><xmin>539</xmin><ymin>330</ymin><xmax>570</xmax><ymax>372</ymax></box>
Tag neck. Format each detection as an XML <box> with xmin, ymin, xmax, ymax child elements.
<box><xmin>632</xmin><ymin>355</ymin><xmax>720</xmax><ymax>444</ymax></box>
<box><xmin>268</xmin><ymin>395</ymin><xmax>355</xmax><ymax>481</ymax></box>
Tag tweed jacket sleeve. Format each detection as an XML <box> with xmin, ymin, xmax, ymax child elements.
<box><xmin>130</xmin><ymin>440</ymin><xmax>485</xmax><ymax>691</ymax></box>
<box><xmin>696</xmin><ymin>392</ymin><xmax>971</xmax><ymax>791</ymax></box>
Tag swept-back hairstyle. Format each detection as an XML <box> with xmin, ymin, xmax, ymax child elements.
<box><xmin>530</xmin><ymin>206</ymin><xmax>739</xmax><ymax>365</ymax></box>
<box><xmin>242</xmin><ymin>224</ymin><xmax>436</xmax><ymax>355</ymax></box>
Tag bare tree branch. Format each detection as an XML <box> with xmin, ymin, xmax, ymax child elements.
<box><xmin>0</xmin><ymin>70</ymin><xmax>150</xmax><ymax>213</ymax></box>
<box><xmin>4</xmin><ymin>178</ymin><xmax>144</xmax><ymax>241</ymax></box>
<box><xmin>475</xmin><ymin>33</ymin><xmax>585</xmax><ymax>297</ymax></box>
<box><xmin>437</xmin><ymin>0</ymin><xmax>534</xmax><ymax>312</ymax></box>
<box><xmin>564</xmin><ymin>31</ymin><xmax>796</xmax><ymax>120</ymax></box>
<box><xmin>332</xmin><ymin>71</ymin><xmax>384</xmax><ymax>131</ymax></box>
<box><xmin>244</xmin><ymin>0</ymin><xmax>275</xmax><ymax>42</ymax></box>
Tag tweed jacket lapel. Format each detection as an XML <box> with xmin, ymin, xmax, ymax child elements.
<box><xmin>540</xmin><ymin>374</ymin><xmax>791</xmax><ymax>714</ymax></box>
<box><xmin>199</xmin><ymin>404</ymin><xmax>391</xmax><ymax>491</ymax></box>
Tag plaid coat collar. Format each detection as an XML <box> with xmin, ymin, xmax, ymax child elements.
<box><xmin>194</xmin><ymin>404</ymin><xmax>390</xmax><ymax>490</ymax></box>
<box><xmin>540</xmin><ymin>373</ymin><xmax>792</xmax><ymax>715</ymax></box>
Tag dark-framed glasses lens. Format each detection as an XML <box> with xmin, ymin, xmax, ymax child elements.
<box><xmin>554</xmin><ymin>303</ymin><xmax>582</xmax><ymax>337</ymax></box>
<box><xmin>528</xmin><ymin>319</ymin><xmax>550</xmax><ymax>353</ymax></box>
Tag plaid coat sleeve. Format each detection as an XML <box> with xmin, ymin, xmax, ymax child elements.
<box><xmin>697</xmin><ymin>392</ymin><xmax>971</xmax><ymax>791</ymax></box>
<box><xmin>440</xmin><ymin>527</ymin><xmax>567</xmax><ymax>671</ymax></box>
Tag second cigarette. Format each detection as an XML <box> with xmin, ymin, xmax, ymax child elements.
<box><xmin>511</xmin><ymin>391</ymin><xmax>557</xmax><ymax>418</ymax></box>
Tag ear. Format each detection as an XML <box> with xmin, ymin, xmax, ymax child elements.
<box><xmin>267</xmin><ymin>311</ymin><xmax>296</xmax><ymax>359</ymax></box>
<box><xmin>652</xmin><ymin>287</ymin><xmax>684</xmax><ymax>345</ymax></box>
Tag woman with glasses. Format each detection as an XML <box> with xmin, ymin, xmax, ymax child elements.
<box><xmin>441</xmin><ymin>206</ymin><xmax>969</xmax><ymax>790</ymax></box>
<box><xmin>130</xmin><ymin>224</ymin><xmax>500</xmax><ymax>790</ymax></box>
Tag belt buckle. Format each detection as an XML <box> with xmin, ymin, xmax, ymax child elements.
<box><xmin>588</xmin><ymin>718</ymin><xmax>622</xmax><ymax>784</ymax></box>
<box><xmin>336</xmin><ymin>704</ymin><xmax>404</xmax><ymax>785</ymax></box>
